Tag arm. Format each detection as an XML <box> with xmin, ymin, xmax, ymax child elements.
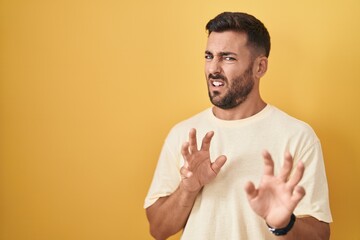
<box><xmin>245</xmin><ymin>151</ymin><xmax>330</xmax><ymax>240</ymax></box>
<box><xmin>146</xmin><ymin>184</ymin><xmax>199</xmax><ymax>240</ymax></box>
<box><xmin>278</xmin><ymin>216</ymin><xmax>330</xmax><ymax>240</ymax></box>
<box><xmin>146</xmin><ymin>129</ymin><xmax>227</xmax><ymax>240</ymax></box>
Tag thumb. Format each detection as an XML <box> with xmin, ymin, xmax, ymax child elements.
<box><xmin>211</xmin><ymin>155</ymin><xmax>227</xmax><ymax>174</ymax></box>
<box><xmin>291</xmin><ymin>186</ymin><xmax>306</xmax><ymax>203</ymax></box>
<box><xmin>244</xmin><ymin>181</ymin><xmax>258</xmax><ymax>200</ymax></box>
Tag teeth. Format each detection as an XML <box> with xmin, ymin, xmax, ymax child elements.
<box><xmin>212</xmin><ymin>81</ymin><xmax>224</xmax><ymax>87</ymax></box>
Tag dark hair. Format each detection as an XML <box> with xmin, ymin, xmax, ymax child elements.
<box><xmin>206</xmin><ymin>12</ymin><xmax>271</xmax><ymax>57</ymax></box>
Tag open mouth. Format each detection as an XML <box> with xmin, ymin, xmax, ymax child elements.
<box><xmin>211</xmin><ymin>81</ymin><xmax>225</xmax><ymax>87</ymax></box>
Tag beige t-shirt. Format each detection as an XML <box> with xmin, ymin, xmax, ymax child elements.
<box><xmin>144</xmin><ymin>105</ymin><xmax>332</xmax><ymax>239</ymax></box>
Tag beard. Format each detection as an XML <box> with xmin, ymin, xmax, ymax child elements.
<box><xmin>207</xmin><ymin>64</ymin><xmax>254</xmax><ymax>110</ymax></box>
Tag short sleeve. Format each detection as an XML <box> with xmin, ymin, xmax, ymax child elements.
<box><xmin>144</xmin><ymin>132</ymin><xmax>183</xmax><ymax>209</ymax></box>
<box><xmin>294</xmin><ymin>140</ymin><xmax>333</xmax><ymax>223</ymax></box>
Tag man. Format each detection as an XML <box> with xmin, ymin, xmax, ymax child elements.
<box><xmin>144</xmin><ymin>12</ymin><xmax>332</xmax><ymax>239</ymax></box>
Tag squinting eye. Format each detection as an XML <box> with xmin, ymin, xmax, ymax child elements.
<box><xmin>205</xmin><ymin>55</ymin><xmax>213</xmax><ymax>60</ymax></box>
<box><xmin>224</xmin><ymin>57</ymin><xmax>236</xmax><ymax>61</ymax></box>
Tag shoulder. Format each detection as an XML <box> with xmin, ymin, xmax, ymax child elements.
<box><xmin>269</xmin><ymin>106</ymin><xmax>314</xmax><ymax>130</ymax></box>
<box><xmin>268</xmin><ymin>105</ymin><xmax>319</xmax><ymax>143</ymax></box>
<box><xmin>170</xmin><ymin>108</ymin><xmax>213</xmax><ymax>133</ymax></box>
<box><xmin>164</xmin><ymin>108</ymin><xmax>213</xmax><ymax>145</ymax></box>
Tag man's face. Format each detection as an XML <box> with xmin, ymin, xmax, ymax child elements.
<box><xmin>205</xmin><ymin>31</ymin><xmax>255</xmax><ymax>109</ymax></box>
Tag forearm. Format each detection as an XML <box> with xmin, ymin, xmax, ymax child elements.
<box><xmin>146</xmin><ymin>183</ymin><xmax>200</xmax><ymax>240</ymax></box>
<box><xmin>277</xmin><ymin>216</ymin><xmax>330</xmax><ymax>240</ymax></box>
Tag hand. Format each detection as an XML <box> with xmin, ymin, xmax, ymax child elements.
<box><xmin>180</xmin><ymin>128</ymin><xmax>227</xmax><ymax>193</ymax></box>
<box><xmin>244</xmin><ymin>150</ymin><xmax>306</xmax><ymax>228</ymax></box>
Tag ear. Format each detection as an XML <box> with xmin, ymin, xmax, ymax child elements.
<box><xmin>253</xmin><ymin>56</ymin><xmax>268</xmax><ymax>79</ymax></box>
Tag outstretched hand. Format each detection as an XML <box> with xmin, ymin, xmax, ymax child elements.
<box><xmin>244</xmin><ymin>150</ymin><xmax>306</xmax><ymax>228</ymax></box>
<box><xmin>180</xmin><ymin>128</ymin><xmax>227</xmax><ymax>193</ymax></box>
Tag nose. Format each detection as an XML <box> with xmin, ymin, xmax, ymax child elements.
<box><xmin>207</xmin><ymin>58</ymin><xmax>221</xmax><ymax>75</ymax></box>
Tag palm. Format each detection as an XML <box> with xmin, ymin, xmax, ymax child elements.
<box><xmin>245</xmin><ymin>151</ymin><xmax>305</xmax><ymax>228</ymax></box>
<box><xmin>180</xmin><ymin>129</ymin><xmax>227</xmax><ymax>192</ymax></box>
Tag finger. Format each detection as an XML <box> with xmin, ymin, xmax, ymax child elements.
<box><xmin>200</xmin><ymin>131</ymin><xmax>214</xmax><ymax>151</ymax></box>
<box><xmin>181</xmin><ymin>142</ymin><xmax>190</xmax><ymax>167</ymax></box>
<box><xmin>291</xmin><ymin>186</ymin><xmax>306</xmax><ymax>203</ymax></box>
<box><xmin>287</xmin><ymin>161</ymin><xmax>305</xmax><ymax>189</ymax></box>
<box><xmin>244</xmin><ymin>181</ymin><xmax>258</xmax><ymax>200</ymax></box>
<box><xmin>211</xmin><ymin>155</ymin><xmax>227</xmax><ymax>174</ymax></box>
<box><xmin>188</xmin><ymin>128</ymin><xmax>198</xmax><ymax>154</ymax></box>
<box><xmin>262</xmin><ymin>150</ymin><xmax>274</xmax><ymax>176</ymax></box>
<box><xmin>278</xmin><ymin>151</ymin><xmax>294</xmax><ymax>181</ymax></box>
<box><xmin>180</xmin><ymin>166</ymin><xmax>193</xmax><ymax>179</ymax></box>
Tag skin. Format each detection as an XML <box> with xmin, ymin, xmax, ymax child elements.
<box><xmin>205</xmin><ymin>31</ymin><xmax>267</xmax><ymax>120</ymax></box>
<box><xmin>146</xmin><ymin>31</ymin><xmax>330</xmax><ymax>240</ymax></box>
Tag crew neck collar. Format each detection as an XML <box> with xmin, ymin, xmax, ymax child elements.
<box><xmin>208</xmin><ymin>104</ymin><xmax>273</xmax><ymax>127</ymax></box>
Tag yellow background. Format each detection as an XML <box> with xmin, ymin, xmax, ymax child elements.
<box><xmin>1</xmin><ymin>0</ymin><xmax>359</xmax><ymax>239</ymax></box>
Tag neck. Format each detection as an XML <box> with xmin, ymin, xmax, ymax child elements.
<box><xmin>212</xmin><ymin>97</ymin><xmax>267</xmax><ymax>120</ymax></box>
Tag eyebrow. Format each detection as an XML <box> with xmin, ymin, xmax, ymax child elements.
<box><xmin>205</xmin><ymin>50</ymin><xmax>238</xmax><ymax>56</ymax></box>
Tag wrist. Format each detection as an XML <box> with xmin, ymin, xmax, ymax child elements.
<box><xmin>179</xmin><ymin>179</ymin><xmax>203</xmax><ymax>194</ymax></box>
<box><xmin>179</xmin><ymin>181</ymin><xmax>201</xmax><ymax>198</ymax></box>
<box><xmin>266</xmin><ymin>213</ymin><xmax>296</xmax><ymax>236</ymax></box>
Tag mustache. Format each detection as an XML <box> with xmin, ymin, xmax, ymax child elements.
<box><xmin>208</xmin><ymin>73</ymin><xmax>226</xmax><ymax>81</ymax></box>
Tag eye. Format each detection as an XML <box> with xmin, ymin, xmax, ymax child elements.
<box><xmin>224</xmin><ymin>56</ymin><xmax>236</xmax><ymax>61</ymax></box>
<box><xmin>205</xmin><ymin>54</ymin><xmax>213</xmax><ymax>60</ymax></box>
